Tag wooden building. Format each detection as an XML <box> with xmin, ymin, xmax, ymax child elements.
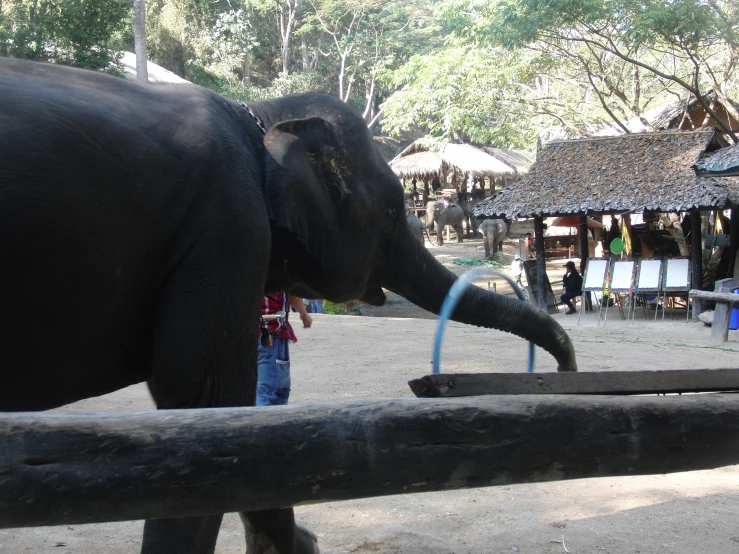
<box><xmin>474</xmin><ymin>130</ymin><xmax>739</xmax><ymax>313</ymax></box>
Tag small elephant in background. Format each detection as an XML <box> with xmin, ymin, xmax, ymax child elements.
<box><xmin>432</xmin><ymin>204</ymin><xmax>465</xmax><ymax>246</ymax></box>
<box><xmin>405</xmin><ymin>208</ymin><xmax>425</xmax><ymax>245</ymax></box>
<box><xmin>423</xmin><ymin>199</ymin><xmax>444</xmax><ymax>233</ymax></box>
<box><xmin>481</xmin><ymin>218</ymin><xmax>507</xmax><ymax>257</ymax></box>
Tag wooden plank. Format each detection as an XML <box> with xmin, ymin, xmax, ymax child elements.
<box><xmin>689</xmin><ymin>289</ymin><xmax>739</xmax><ymax>303</ymax></box>
<box><xmin>408</xmin><ymin>368</ymin><xmax>739</xmax><ymax>398</ymax></box>
<box><xmin>4</xmin><ymin>394</ymin><xmax>739</xmax><ymax>528</ymax></box>
<box><xmin>712</xmin><ymin>303</ymin><xmax>732</xmax><ymax>342</ymax></box>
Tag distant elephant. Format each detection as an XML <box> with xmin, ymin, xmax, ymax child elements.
<box><xmin>0</xmin><ymin>58</ymin><xmax>577</xmax><ymax>554</ymax></box>
<box><xmin>481</xmin><ymin>219</ymin><xmax>508</xmax><ymax>257</ymax></box>
<box><xmin>434</xmin><ymin>204</ymin><xmax>465</xmax><ymax>246</ymax></box>
<box><xmin>459</xmin><ymin>197</ymin><xmax>483</xmax><ymax>237</ymax></box>
<box><xmin>423</xmin><ymin>199</ymin><xmax>445</xmax><ymax>233</ymax></box>
<box><xmin>405</xmin><ymin>209</ymin><xmax>425</xmax><ymax>245</ymax></box>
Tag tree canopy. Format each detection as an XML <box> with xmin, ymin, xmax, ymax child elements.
<box><xmin>2</xmin><ymin>0</ymin><xmax>738</xmax><ymax>148</ymax></box>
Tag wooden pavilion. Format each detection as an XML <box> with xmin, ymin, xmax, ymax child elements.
<box><xmin>388</xmin><ymin>142</ymin><xmax>516</xmax><ymax>205</ymax></box>
<box><xmin>473</xmin><ymin>130</ymin><xmax>739</xmax><ymax>313</ymax></box>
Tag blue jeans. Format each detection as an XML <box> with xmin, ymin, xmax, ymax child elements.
<box><xmin>256</xmin><ymin>336</ymin><xmax>291</xmax><ymax>406</ymax></box>
<box><xmin>307</xmin><ymin>299</ymin><xmax>324</xmax><ymax>313</ymax></box>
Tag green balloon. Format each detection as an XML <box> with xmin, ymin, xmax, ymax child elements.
<box><xmin>610</xmin><ymin>237</ymin><xmax>625</xmax><ymax>254</ymax></box>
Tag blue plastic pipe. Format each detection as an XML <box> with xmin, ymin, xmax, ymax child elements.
<box><xmin>432</xmin><ymin>267</ymin><xmax>535</xmax><ymax>374</ymax></box>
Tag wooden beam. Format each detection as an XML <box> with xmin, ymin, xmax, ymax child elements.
<box><xmin>408</xmin><ymin>368</ymin><xmax>739</xmax><ymax>398</ymax></box>
<box><xmin>731</xmin><ymin>203</ymin><xmax>739</xmax><ymax>278</ymax></box>
<box><xmin>689</xmin><ymin>289</ymin><xmax>739</xmax><ymax>303</ymax></box>
<box><xmin>578</xmin><ymin>215</ymin><xmax>589</xmax><ymax>272</ymax></box>
<box><xmin>691</xmin><ymin>210</ymin><xmax>703</xmax><ymax>315</ymax></box>
<box><xmin>533</xmin><ymin>215</ymin><xmax>547</xmax><ymax>311</ymax></box>
<box><xmin>4</xmin><ymin>395</ymin><xmax>739</xmax><ymax>528</ymax></box>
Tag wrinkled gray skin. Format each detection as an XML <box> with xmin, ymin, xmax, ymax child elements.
<box><xmin>432</xmin><ymin>204</ymin><xmax>465</xmax><ymax>246</ymax></box>
<box><xmin>405</xmin><ymin>209</ymin><xmax>425</xmax><ymax>245</ymax></box>
<box><xmin>481</xmin><ymin>219</ymin><xmax>508</xmax><ymax>257</ymax></box>
<box><xmin>459</xmin><ymin>197</ymin><xmax>483</xmax><ymax>237</ymax></box>
<box><xmin>0</xmin><ymin>58</ymin><xmax>577</xmax><ymax>554</ymax></box>
<box><xmin>423</xmin><ymin>199</ymin><xmax>443</xmax><ymax>233</ymax></box>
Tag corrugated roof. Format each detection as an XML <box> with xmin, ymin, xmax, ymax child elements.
<box><xmin>389</xmin><ymin>141</ymin><xmax>515</xmax><ymax>180</ymax></box>
<box><xmin>473</xmin><ymin>130</ymin><xmax>739</xmax><ymax>219</ymax></box>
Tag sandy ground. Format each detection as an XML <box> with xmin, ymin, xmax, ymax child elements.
<box><xmin>3</xmin><ymin>229</ymin><xmax>739</xmax><ymax>554</ymax></box>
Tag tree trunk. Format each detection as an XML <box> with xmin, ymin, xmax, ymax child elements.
<box><xmin>660</xmin><ymin>213</ymin><xmax>690</xmax><ymax>256</ymax></box>
<box><xmin>242</xmin><ymin>51</ymin><xmax>250</xmax><ymax>85</ymax></box>
<box><xmin>133</xmin><ymin>0</ymin><xmax>148</xmax><ymax>84</ymax></box>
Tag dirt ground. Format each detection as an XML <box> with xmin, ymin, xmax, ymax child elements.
<box><xmin>3</xmin><ymin>227</ymin><xmax>739</xmax><ymax>554</ymax></box>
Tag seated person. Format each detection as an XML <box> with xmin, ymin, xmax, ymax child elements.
<box><xmin>561</xmin><ymin>261</ymin><xmax>583</xmax><ymax>315</ymax></box>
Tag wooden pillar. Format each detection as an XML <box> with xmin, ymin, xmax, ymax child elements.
<box><xmin>502</xmin><ymin>175</ymin><xmax>508</xmax><ymax>189</ymax></box>
<box><xmin>691</xmin><ymin>210</ymin><xmax>703</xmax><ymax>316</ymax></box>
<box><xmin>578</xmin><ymin>215</ymin><xmax>589</xmax><ymax>272</ymax></box>
<box><xmin>423</xmin><ymin>178</ymin><xmax>429</xmax><ymax>204</ymax></box>
<box><xmin>730</xmin><ymin>204</ymin><xmax>739</xmax><ymax>278</ymax></box>
<box><xmin>579</xmin><ymin>215</ymin><xmax>592</xmax><ymax>311</ymax></box>
<box><xmin>534</xmin><ymin>215</ymin><xmax>547</xmax><ymax>312</ymax></box>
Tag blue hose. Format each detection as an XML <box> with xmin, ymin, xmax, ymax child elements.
<box><xmin>432</xmin><ymin>267</ymin><xmax>535</xmax><ymax>374</ymax></box>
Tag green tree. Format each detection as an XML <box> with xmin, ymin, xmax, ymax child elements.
<box><xmin>448</xmin><ymin>0</ymin><xmax>739</xmax><ymax>141</ymax></box>
<box><xmin>1</xmin><ymin>0</ymin><xmax>130</xmax><ymax>70</ymax></box>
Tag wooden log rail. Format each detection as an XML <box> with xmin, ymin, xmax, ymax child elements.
<box><xmin>3</xmin><ymin>394</ymin><xmax>739</xmax><ymax>528</ymax></box>
<box><xmin>408</xmin><ymin>368</ymin><xmax>739</xmax><ymax>398</ymax></box>
<box><xmin>689</xmin><ymin>289</ymin><xmax>738</xmax><ymax>342</ymax></box>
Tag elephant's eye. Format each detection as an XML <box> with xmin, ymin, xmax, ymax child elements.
<box><xmin>386</xmin><ymin>207</ymin><xmax>397</xmax><ymax>220</ymax></box>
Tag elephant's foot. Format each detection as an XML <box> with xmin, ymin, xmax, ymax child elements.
<box><xmin>141</xmin><ymin>514</ymin><xmax>222</xmax><ymax>554</ymax></box>
<box><xmin>241</xmin><ymin>508</ymin><xmax>319</xmax><ymax>554</ymax></box>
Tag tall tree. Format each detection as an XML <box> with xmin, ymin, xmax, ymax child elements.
<box><xmin>133</xmin><ymin>0</ymin><xmax>148</xmax><ymax>83</ymax></box>
<box><xmin>447</xmin><ymin>0</ymin><xmax>739</xmax><ymax>141</ymax></box>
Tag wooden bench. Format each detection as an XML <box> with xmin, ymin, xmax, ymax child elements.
<box><xmin>688</xmin><ymin>289</ymin><xmax>738</xmax><ymax>342</ymax></box>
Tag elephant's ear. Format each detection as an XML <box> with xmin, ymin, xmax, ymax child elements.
<box><xmin>263</xmin><ymin>117</ymin><xmax>343</xmax><ymax>268</ymax></box>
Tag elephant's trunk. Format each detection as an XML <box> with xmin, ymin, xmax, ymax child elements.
<box><xmin>380</xmin><ymin>233</ymin><xmax>577</xmax><ymax>372</ymax></box>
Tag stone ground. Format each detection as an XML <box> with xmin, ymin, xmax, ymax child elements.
<box><xmin>3</xmin><ymin>226</ymin><xmax>739</xmax><ymax>554</ymax></box>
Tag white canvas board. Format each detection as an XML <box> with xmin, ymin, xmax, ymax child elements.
<box><xmin>637</xmin><ymin>259</ymin><xmax>662</xmax><ymax>290</ymax></box>
<box><xmin>583</xmin><ymin>259</ymin><xmax>608</xmax><ymax>290</ymax></box>
<box><xmin>664</xmin><ymin>258</ymin><xmax>690</xmax><ymax>289</ymax></box>
<box><xmin>610</xmin><ymin>261</ymin><xmax>635</xmax><ymax>290</ymax></box>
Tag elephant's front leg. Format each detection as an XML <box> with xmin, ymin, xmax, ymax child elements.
<box><xmin>143</xmin><ymin>225</ymin><xmax>318</xmax><ymax>553</ymax></box>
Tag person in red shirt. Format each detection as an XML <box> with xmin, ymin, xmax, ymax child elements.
<box><xmin>257</xmin><ymin>293</ymin><xmax>312</xmax><ymax>406</ymax></box>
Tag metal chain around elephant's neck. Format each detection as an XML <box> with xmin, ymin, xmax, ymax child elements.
<box><xmin>241</xmin><ymin>102</ymin><xmax>267</xmax><ymax>136</ymax></box>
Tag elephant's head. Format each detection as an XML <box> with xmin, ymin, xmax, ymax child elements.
<box><xmin>254</xmin><ymin>93</ymin><xmax>577</xmax><ymax>371</ymax></box>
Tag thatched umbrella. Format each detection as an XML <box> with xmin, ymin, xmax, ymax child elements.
<box><xmin>388</xmin><ymin>141</ymin><xmax>515</xmax><ymax>194</ymax></box>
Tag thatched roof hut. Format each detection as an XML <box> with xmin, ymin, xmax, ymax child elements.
<box><xmin>695</xmin><ymin>143</ymin><xmax>739</xmax><ymax>177</ymax></box>
<box><xmin>651</xmin><ymin>90</ymin><xmax>739</xmax><ymax>132</ymax></box>
<box><xmin>389</xmin><ymin>142</ymin><xmax>515</xmax><ymax>181</ymax></box>
<box><xmin>474</xmin><ymin>130</ymin><xmax>739</xmax><ymax>219</ymax></box>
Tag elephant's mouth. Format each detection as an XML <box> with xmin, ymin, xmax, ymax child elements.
<box><xmin>360</xmin><ymin>286</ymin><xmax>386</xmax><ymax>306</ymax></box>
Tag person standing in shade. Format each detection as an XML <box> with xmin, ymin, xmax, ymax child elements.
<box><xmin>510</xmin><ymin>253</ymin><xmax>524</xmax><ymax>287</ymax></box>
<box><xmin>560</xmin><ymin>260</ymin><xmax>583</xmax><ymax>315</ymax></box>
<box><xmin>257</xmin><ymin>293</ymin><xmax>312</xmax><ymax>406</ymax></box>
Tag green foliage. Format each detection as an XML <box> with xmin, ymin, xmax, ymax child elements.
<box><xmin>453</xmin><ymin>257</ymin><xmax>506</xmax><ymax>269</ymax></box>
<box><xmin>2</xmin><ymin>0</ymin><xmax>129</xmax><ymax>71</ymax></box>
<box><xmin>381</xmin><ymin>46</ymin><xmax>535</xmax><ymax>147</ymax></box>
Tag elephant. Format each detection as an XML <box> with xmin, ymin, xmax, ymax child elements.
<box><xmin>0</xmin><ymin>58</ymin><xmax>577</xmax><ymax>554</ymax></box>
<box><xmin>423</xmin><ymin>199</ymin><xmax>444</xmax><ymax>233</ymax></box>
<box><xmin>405</xmin><ymin>209</ymin><xmax>425</xmax><ymax>245</ymax></box>
<box><xmin>458</xmin><ymin>197</ymin><xmax>483</xmax><ymax>237</ymax></box>
<box><xmin>428</xmin><ymin>204</ymin><xmax>464</xmax><ymax>246</ymax></box>
<box><xmin>481</xmin><ymin>219</ymin><xmax>508</xmax><ymax>257</ymax></box>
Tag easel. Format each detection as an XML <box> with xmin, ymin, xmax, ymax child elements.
<box><xmin>578</xmin><ymin>258</ymin><xmax>609</xmax><ymax>326</ymax></box>
<box><xmin>630</xmin><ymin>258</ymin><xmax>663</xmax><ymax>323</ymax></box>
<box><xmin>523</xmin><ymin>260</ymin><xmax>559</xmax><ymax>314</ymax></box>
<box><xmin>660</xmin><ymin>257</ymin><xmax>691</xmax><ymax>321</ymax></box>
<box><xmin>606</xmin><ymin>260</ymin><xmax>636</xmax><ymax>323</ymax></box>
